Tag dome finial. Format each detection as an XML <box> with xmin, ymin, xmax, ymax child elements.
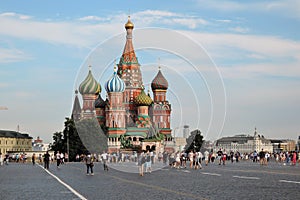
<box><xmin>88</xmin><ymin>65</ymin><xmax>92</xmax><ymax>71</ymax></box>
<box><xmin>113</xmin><ymin>59</ymin><xmax>117</xmax><ymax>73</ymax></box>
<box><xmin>125</xmin><ymin>15</ymin><xmax>134</xmax><ymax>29</ymax></box>
<box><xmin>157</xmin><ymin>58</ymin><xmax>162</xmax><ymax>71</ymax></box>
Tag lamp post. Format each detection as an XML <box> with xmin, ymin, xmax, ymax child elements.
<box><xmin>67</xmin><ymin>126</ymin><xmax>70</xmax><ymax>162</ymax></box>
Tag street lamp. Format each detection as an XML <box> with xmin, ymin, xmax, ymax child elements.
<box><xmin>67</xmin><ymin>126</ymin><xmax>70</xmax><ymax>162</ymax></box>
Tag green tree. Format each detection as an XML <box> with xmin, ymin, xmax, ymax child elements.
<box><xmin>185</xmin><ymin>129</ymin><xmax>204</xmax><ymax>153</ymax></box>
<box><xmin>51</xmin><ymin>131</ymin><xmax>64</xmax><ymax>152</ymax></box>
<box><xmin>63</xmin><ymin>117</ymin><xmax>88</xmax><ymax>161</ymax></box>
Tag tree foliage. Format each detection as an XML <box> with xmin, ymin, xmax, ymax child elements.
<box><xmin>51</xmin><ymin>118</ymin><xmax>89</xmax><ymax>161</ymax></box>
<box><xmin>184</xmin><ymin>129</ymin><xmax>204</xmax><ymax>153</ymax></box>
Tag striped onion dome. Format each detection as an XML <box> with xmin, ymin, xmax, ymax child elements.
<box><xmin>134</xmin><ymin>89</ymin><xmax>153</xmax><ymax>106</ymax></box>
<box><xmin>95</xmin><ymin>94</ymin><xmax>106</xmax><ymax>108</ymax></box>
<box><xmin>105</xmin><ymin>65</ymin><xmax>125</xmax><ymax>93</ymax></box>
<box><xmin>79</xmin><ymin>67</ymin><xmax>101</xmax><ymax>95</ymax></box>
<box><xmin>151</xmin><ymin>68</ymin><xmax>168</xmax><ymax>90</ymax></box>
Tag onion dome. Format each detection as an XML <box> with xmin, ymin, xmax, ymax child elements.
<box><xmin>134</xmin><ymin>89</ymin><xmax>153</xmax><ymax>106</ymax></box>
<box><xmin>105</xmin><ymin>65</ymin><xmax>125</xmax><ymax>93</ymax></box>
<box><xmin>95</xmin><ymin>94</ymin><xmax>106</xmax><ymax>108</ymax></box>
<box><xmin>125</xmin><ymin>16</ymin><xmax>134</xmax><ymax>29</ymax></box>
<box><xmin>151</xmin><ymin>67</ymin><xmax>168</xmax><ymax>90</ymax></box>
<box><xmin>79</xmin><ymin>66</ymin><xmax>101</xmax><ymax>95</ymax></box>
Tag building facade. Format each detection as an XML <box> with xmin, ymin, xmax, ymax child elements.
<box><xmin>73</xmin><ymin>17</ymin><xmax>172</xmax><ymax>153</ymax></box>
<box><xmin>32</xmin><ymin>136</ymin><xmax>50</xmax><ymax>152</ymax></box>
<box><xmin>215</xmin><ymin>128</ymin><xmax>273</xmax><ymax>154</ymax></box>
<box><xmin>0</xmin><ymin>130</ymin><xmax>32</xmax><ymax>154</ymax></box>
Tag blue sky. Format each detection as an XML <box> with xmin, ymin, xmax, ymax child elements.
<box><xmin>1</xmin><ymin>0</ymin><xmax>300</xmax><ymax>143</ymax></box>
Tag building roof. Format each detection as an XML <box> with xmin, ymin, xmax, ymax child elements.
<box><xmin>216</xmin><ymin>136</ymin><xmax>254</xmax><ymax>145</ymax></box>
<box><xmin>72</xmin><ymin>90</ymin><xmax>81</xmax><ymax>115</ymax></box>
<box><xmin>0</xmin><ymin>130</ymin><xmax>32</xmax><ymax>139</ymax></box>
<box><xmin>79</xmin><ymin>67</ymin><xmax>101</xmax><ymax>95</ymax></box>
<box><xmin>134</xmin><ymin>89</ymin><xmax>153</xmax><ymax>106</ymax></box>
<box><xmin>105</xmin><ymin>65</ymin><xmax>126</xmax><ymax>93</ymax></box>
<box><xmin>95</xmin><ymin>94</ymin><xmax>106</xmax><ymax>108</ymax></box>
<box><xmin>151</xmin><ymin>68</ymin><xmax>168</xmax><ymax>90</ymax></box>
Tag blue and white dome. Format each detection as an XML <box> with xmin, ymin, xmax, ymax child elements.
<box><xmin>105</xmin><ymin>65</ymin><xmax>125</xmax><ymax>93</ymax></box>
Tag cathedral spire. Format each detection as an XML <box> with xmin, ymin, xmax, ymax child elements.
<box><xmin>71</xmin><ymin>90</ymin><xmax>81</xmax><ymax>121</ymax></box>
<box><xmin>118</xmin><ymin>16</ymin><xmax>143</xmax><ymax>89</ymax></box>
<box><xmin>120</xmin><ymin>16</ymin><xmax>137</xmax><ymax>65</ymax></box>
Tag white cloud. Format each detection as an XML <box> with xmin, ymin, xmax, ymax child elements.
<box><xmin>229</xmin><ymin>26</ymin><xmax>249</xmax><ymax>33</ymax></box>
<box><xmin>0</xmin><ymin>48</ymin><xmax>33</xmax><ymax>63</ymax></box>
<box><xmin>78</xmin><ymin>16</ymin><xmax>105</xmax><ymax>21</ymax></box>
<box><xmin>0</xmin><ymin>12</ymin><xmax>31</xmax><ymax>20</ymax></box>
<box><xmin>215</xmin><ymin>19</ymin><xmax>232</xmax><ymax>23</ymax></box>
<box><xmin>196</xmin><ymin>0</ymin><xmax>300</xmax><ymax>19</ymax></box>
<box><xmin>0</xmin><ymin>15</ymin><xmax>119</xmax><ymax>48</ymax></box>
<box><xmin>0</xmin><ymin>83</ymin><xmax>9</xmax><ymax>88</ymax></box>
<box><xmin>186</xmin><ymin>31</ymin><xmax>300</xmax><ymax>58</ymax></box>
<box><xmin>0</xmin><ymin>10</ymin><xmax>210</xmax><ymax>49</ymax></box>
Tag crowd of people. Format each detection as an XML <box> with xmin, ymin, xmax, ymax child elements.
<box><xmin>1</xmin><ymin>148</ymin><xmax>299</xmax><ymax>176</ymax></box>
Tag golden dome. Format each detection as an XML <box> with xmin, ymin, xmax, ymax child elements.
<box><xmin>125</xmin><ymin>16</ymin><xmax>134</xmax><ymax>29</ymax></box>
<box><xmin>134</xmin><ymin>89</ymin><xmax>153</xmax><ymax>106</ymax></box>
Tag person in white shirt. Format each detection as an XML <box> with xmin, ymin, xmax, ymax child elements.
<box><xmin>56</xmin><ymin>151</ymin><xmax>61</xmax><ymax>168</ymax></box>
<box><xmin>204</xmin><ymin>150</ymin><xmax>209</xmax><ymax>166</ymax></box>
<box><xmin>101</xmin><ymin>151</ymin><xmax>108</xmax><ymax>171</ymax></box>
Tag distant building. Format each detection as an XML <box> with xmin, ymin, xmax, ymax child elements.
<box><xmin>215</xmin><ymin>128</ymin><xmax>273</xmax><ymax>154</ymax></box>
<box><xmin>174</xmin><ymin>137</ymin><xmax>187</xmax><ymax>152</ymax></box>
<box><xmin>0</xmin><ymin>130</ymin><xmax>32</xmax><ymax>154</ymax></box>
<box><xmin>32</xmin><ymin>136</ymin><xmax>50</xmax><ymax>152</ymax></box>
<box><xmin>183</xmin><ymin>125</ymin><xmax>190</xmax><ymax>138</ymax></box>
<box><xmin>270</xmin><ymin>139</ymin><xmax>296</xmax><ymax>152</ymax></box>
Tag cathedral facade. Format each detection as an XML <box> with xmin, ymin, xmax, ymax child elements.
<box><xmin>72</xmin><ymin>17</ymin><xmax>172</xmax><ymax>153</ymax></box>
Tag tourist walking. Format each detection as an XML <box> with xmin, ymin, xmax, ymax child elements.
<box><xmin>292</xmin><ymin>151</ymin><xmax>297</xmax><ymax>166</ymax></box>
<box><xmin>56</xmin><ymin>151</ymin><xmax>61</xmax><ymax>168</ymax></box>
<box><xmin>188</xmin><ymin>150</ymin><xmax>194</xmax><ymax>169</ymax></box>
<box><xmin>44</xmin><ymin>151</ymin><xmax>50</xmax><ymax>169</ymax></box>
<box><xmin>253</xmin><ymin>150</ymin><xmax>258</xmax><ymax>162</ymax></box>
<box><xmin>204</xmin><ymin>150</ymin><xmax>209</xmax><ymax>166</ymax></box>
<box><xmin>194</xmin><ymin>151</ymin><xmax>202</xmax><ymax>169</ymax></box>
<box><xmin>85</xmin><ymin>154</ymin><xmax>94</xmax><ymax>175</ymax></box>
<box><xmin>101</xmin><ymin>151</ymin><xmax>109</xmax><ymax>171</ymax></box>
<box><xmin>217</xmin><ymin>149</ymin><xmax>223</xmax><ymax>165</ymax></box>
<box><xmin>145</xmin><ymin>151</ymin><xmax>152</xmax><ymax>173</ymax></box>
<box><xmin>259</xmin><ymin>149</ymin><xmax>266</xmax><ymax>165</ymax></box>
<box><xmin>4</xmin><ymin>153</ymin><xmax>9</xmax><ymax>165</ymax></box>
<box><xmin>138</xmin><ymin>152</ymin><xmax>146</xmax><ymax>176</ymax></box>
<box><xmin>0</xmin><ymin>153</ymin><xmax>3</xmax><ymax>166</ymax></box>
<box><xmin>32</xmin><ymin>153</ymin><xmax>36</xmax><ymax>165</ymax></box>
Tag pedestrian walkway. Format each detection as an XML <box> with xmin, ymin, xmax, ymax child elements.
<box><xmin>0</xmin><ymin>163</ymin><xmax>79</xmax><ymax>200</ymax></box>
<box><xmin>108</xmin><ymin>161</ymin><xmax>166</xmax><ymax>173</ymax></box>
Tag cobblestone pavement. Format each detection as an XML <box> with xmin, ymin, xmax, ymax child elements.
<box><xmin>1</xmin><ymin>161</ymin><xmax>300</xmax><ymax>200</ymax></box>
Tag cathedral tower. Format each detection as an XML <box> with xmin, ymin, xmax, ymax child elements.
<box><xmin>105</xmin><ymin>64</ymin><xmax>126</xmax><ymax>151</ymax></box>
<box><xmin>150</xmin><ymin>67</ymin><xmax>172</xmax><ymax>136</ymax></box>
<box><xmin>78</xmin><ymin>66</ymin><xmax>101</xmax><ymax>119</ymax></box>
<box><xmin>117</xmin><ymin>16</ymin><xmax>143</xmax><ymax>126</ymax></box>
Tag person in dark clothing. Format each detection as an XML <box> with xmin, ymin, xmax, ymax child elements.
<box><xmin>85</xmin><ymin>154</ymin><xmax>94</xmax><ymax>175</ymax></box>
<box><xmin>259</xmin><ymin>149</ymin><xmax>266</xmax><ymax>165</ymax></box>
<box><xmin>44</xmin><ymin>151</ymin><xmax>50</xmax><ymax>169</ymax></box>
<box><xmin>32</xmin><ymin>153</ymin><xmax>36</xmax><ymax>165</ymax></box>
<box><xmin>217</xmin><ymin>149</ymin><xmax>223</xmax><ymax>165</ymax></box>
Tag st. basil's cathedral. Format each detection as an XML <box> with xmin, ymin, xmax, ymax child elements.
<box><xmin>72</xmin><ymin>17</ymin><xmax>172</xmax><ymax>153</ymax></box>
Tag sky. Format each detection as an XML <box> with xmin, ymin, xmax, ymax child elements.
<box><xmin>0</xmin><ymin>0</ymin><xmax>300</xmax><ymax>143</ymax></box>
